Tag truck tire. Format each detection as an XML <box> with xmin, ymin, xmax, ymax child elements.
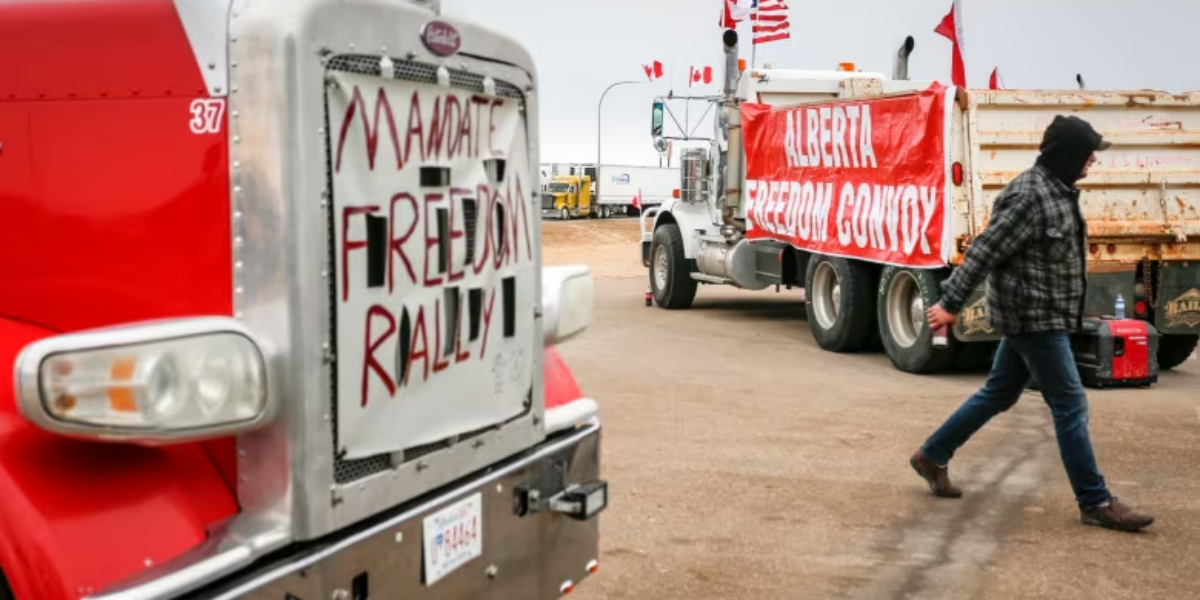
<box><xmin>864</xmin><ymin>322</ymin><xmax>885</xmax><ymax>352</ymax></box>
<box><xmin>560</xmin><ymin>207</ymin><xmax>570</xmax><ymax>220</ymax></box>
<box><xmin>1158</xmin><ymin>333</ymin><xmax>1199</xmax><ymax>371</ymax></box>
<box><xmin>804</xmin><ymin>255</ymin><xmax>876</xmax><ymax>352</ymax></box>
<box><xmin>650</xmin><ymin>223</ymin><xmax>698</xmax><ymax>309</ymax></box>
<box><xmin>877</xmin><ymin>266</ymin><xmax>958</xmax><ymax>374</ymax></box>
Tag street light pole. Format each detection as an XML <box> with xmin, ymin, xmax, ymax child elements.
<box><xmin>596</xmin><ymin>80</ymin><xmax>642</xmax><ymax>212</ymax></box>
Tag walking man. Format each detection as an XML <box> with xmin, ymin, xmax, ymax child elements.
<box><xmin>912</xmin><ymin>115</ymin><xmax>1154</xmax><ymax>532</ymax></box>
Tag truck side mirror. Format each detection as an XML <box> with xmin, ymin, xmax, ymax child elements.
<box><xmin>651</xmin><ymin>101</ymin><xmax>664</xmax><ymax>137</ymax></box>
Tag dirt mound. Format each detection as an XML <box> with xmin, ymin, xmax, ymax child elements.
<box><xmin>541</xmin><ymin>218</ymin><xmax>646</xmax><ymax>280</ymax></box>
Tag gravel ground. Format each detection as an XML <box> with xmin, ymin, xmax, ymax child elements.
<box><xmin>543</xmin><ymin>217</ymin><xmax>1200</xmax><ymax>600</ymax></box>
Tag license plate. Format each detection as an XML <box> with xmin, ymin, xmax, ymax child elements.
<box><xmin>422</xmin><ymin>492</ymin><xmax>483</xmax><ymax>585</ymax></box>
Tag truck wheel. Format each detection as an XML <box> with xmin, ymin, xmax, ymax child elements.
<box><xmin>560</xmin><ymin>207</ymin><xmax>570</xmax><ymax>220</ymax></box>
<box><xmin>650</xmin><ymin>223</ymin><xmax>698</xmax><ymax>309</ymax></box>
<box><xmin>877</xmin><ymin>266</ymin><xmax>957</xmax><ymax>374</ymax></box>
<box><xmin>1158</xmin><ymin>333</ymin><xmax>1199</xmax><ymax>371</ymax></box>
<box><xmin>804</xmin><ymin>255</ymin><xmax>876</xmax><ymax>352</ymax></box>
<box><xmin>864</xmin><ymin>322</ymin><xmax>885</xmax><ymax>352</ymax></box>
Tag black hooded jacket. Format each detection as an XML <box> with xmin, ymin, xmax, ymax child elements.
<box><xmin>938</xmin><ymin>115</ymin><xmax>1109</xmax><ymax>334</ymax></box>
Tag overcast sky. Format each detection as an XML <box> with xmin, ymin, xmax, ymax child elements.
<box><xmin>442</xmin><ymin>0</ymin><xmax>1200</xmax><ymax>167</ymax></box>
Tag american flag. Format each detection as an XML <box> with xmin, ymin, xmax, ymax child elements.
<box><xmin>751</xmin><ymin>0</ymin><xmax>791</xmax><ymax>45</ymax></box>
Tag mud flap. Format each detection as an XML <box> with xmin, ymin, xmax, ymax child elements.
<box><xmin>1154</xmin><ymin>261</ymin><xmax>1200</xmax><ymax>334</ymax></box>
<box><xmin>950</xmin><ymin>283</ymin><xmax>1001</xmax><ymax>343</ymax></box>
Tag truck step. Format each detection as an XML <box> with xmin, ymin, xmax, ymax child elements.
<box><xmin>691</xmin><ymin>273</ymin><xmax>731</xmax><ymax>284</ymax></box>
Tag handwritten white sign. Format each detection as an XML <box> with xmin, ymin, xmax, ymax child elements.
<box><xmin>328</xmin><ymin>71</ymin><xmax>535</xmax><ymax>458</ymax></box>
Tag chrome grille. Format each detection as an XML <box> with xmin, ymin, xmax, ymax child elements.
<box><xmin>323</xmin><ymin>53</ymin><xmax>527</xmax><ymax>484</ymax></box>
<box><xmin>325</xmin><ymin>54</ymin><xmax>525</xmax><ymax>99</ymax></box>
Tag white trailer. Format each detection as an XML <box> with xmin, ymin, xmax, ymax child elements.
<box><xmin>596</xmin><ymin>165</ymin><xmax>680</xmax><ymax>217</ymax></box>
<box><xmin>640</xmin><ymin>31</ymin><xmax>1200</xmax><ymax>375</ymax></box>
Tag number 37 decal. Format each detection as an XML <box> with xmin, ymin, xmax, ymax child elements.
<box><xmin>189</xmin><ymin>98</ymin><xmax>226</xmax><ymax>134</ymax></box>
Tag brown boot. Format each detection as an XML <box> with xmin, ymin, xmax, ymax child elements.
<box><xmin>910</xmin><ymin>452</ymin><xmax>963</xmax><ymax>498</ymax></box>
<box><xmin>1080</xmin><ymin>497</ymin><xmax>1154</xmax><ymax>532</ymax></box>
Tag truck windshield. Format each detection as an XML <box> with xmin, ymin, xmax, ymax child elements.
<box><xmin>548</xmin><ymin>183</ymin><xmax>571</xmax><ymax>192</ymax></box>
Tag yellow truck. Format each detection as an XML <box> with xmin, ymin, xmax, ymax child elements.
<box><xmin>542</xmin><ymin>175</ymin><xmax>595</xmax><ymax>219</ymax></box>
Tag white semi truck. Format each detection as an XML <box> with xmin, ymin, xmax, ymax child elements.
<box><xmin>640</xmin><ymin>30</ymin><xmax>1200</xmax><ymax>375</ymax></box>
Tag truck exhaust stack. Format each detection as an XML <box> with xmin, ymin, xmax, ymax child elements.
<box><xmin>893</xmin><ymin>35</ymin><xmax>915</xmax><ymax>81</ymax></box>
<box><xmin>723</xmin><ymin>29</ymin><xmax>739</xmax><ymax>98</ymax></box>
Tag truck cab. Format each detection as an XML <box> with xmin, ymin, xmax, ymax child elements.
<box><xmin>543</xmin><ymin>174</ymin><xmax>594</xmax><ymax>219</ymax></box>
<box><xmin>0</xmin><ymin>0</ymin><xmax>607</xmax><ymax>598</ymax></box>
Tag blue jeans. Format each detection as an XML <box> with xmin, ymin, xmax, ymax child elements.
<box><xmin>920</xmin><ymin>331</ymin><xmax>1112</xmax><ymax>508</ymax></box>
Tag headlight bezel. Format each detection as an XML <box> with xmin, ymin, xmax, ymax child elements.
<box><xmin>14</xmin><ymin>316</ymin><xmax>275</xmax><ymax>445</ymax></box>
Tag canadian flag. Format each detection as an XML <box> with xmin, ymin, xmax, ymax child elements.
<box><xmin>934</xmin><ymin>0</ymin><xmax>966</xmax><ymax>88</ymax></box>
<box><xmin>989</xmin><ymin>67</ymin><xmax>1000</xmax><ymax>90</ymax></box>
<box><xmin>643</xmin><ymin>61</ymin><xmax>664</xmax><ymax>81</ymax></box>
<box><xmin>632</xmin><ymin>189</ymin><xmax>642</xmax><ymax>210</ymax></box>
<box><xmin>689</xmin><ymin>66</ymin><xmax>713</xmax><ymax>87</ymax></box>
<box><xmin>720</xmin><ymin>0</ymin><xmax>754</xmax><ymax>28</ymax></box>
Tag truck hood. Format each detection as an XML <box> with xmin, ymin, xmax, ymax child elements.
<box><xmin>0</xmin><ymin>0</ymin><xmax>235</xmax><ymax>335</ymax></box>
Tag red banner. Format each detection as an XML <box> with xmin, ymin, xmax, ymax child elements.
<box><xmin>742</xmin><ymin>84</ymin><xmax>953</xmax><ymax>268</ymax></box>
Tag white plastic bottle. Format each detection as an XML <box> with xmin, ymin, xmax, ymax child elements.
<box><xmin>932</xmin><ymin>324</ymin><xmax>949</xmax><ymax>347</ymax></box>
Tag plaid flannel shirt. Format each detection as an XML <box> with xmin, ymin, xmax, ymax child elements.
<box><xmin>939</xmin><ymin>164</ymin><xmax>1088</xmax><ymax>335</ymax></box>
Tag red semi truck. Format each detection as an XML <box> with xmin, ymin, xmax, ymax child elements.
<box><xmin>0</xmin><ymin>0</ymin><xmax>607</xmax><ymax>598</ymax></box>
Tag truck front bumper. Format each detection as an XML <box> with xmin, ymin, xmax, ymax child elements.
<box><xmin>214</xmin><ymin>420</ymin><xmax>604</xmax><ymax>599</ymax></box>
<box><xmin>89</xmin><ymin>419</ymin><xmax>604</xmax><ymax>600</ymax></box>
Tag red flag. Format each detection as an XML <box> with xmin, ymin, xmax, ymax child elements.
<box><xmin>989</xmin><ymin>68</ymin><xmax>999</xmax><ymax>90</ymax></box>
<box><xmin>642</xmin><ymin>61</ymin><xmax>664</xmax><ymax>81</ymax></box>
<box><xmin>720</xmin><ymin>0</ymin><xmax>735</xmax><ymax>28</ymax></box>
<box><xmin>632</xmin><ymin>190</ymin><xmax>642</xmax><ymax>210</ymax></box>
<box><xmin>689</xmin><ymin>66</ymin><xmax>713</xmax><ymax>87</ymax></box>
<box><xmin>720</xmin><ymin>0</ymin><xmax>752</xmax><ymax>28</ymax></box>
<box><xmin>934</xmin><ymin>0</ymin><xmax>966</xmax><ymax>88</ymax></box>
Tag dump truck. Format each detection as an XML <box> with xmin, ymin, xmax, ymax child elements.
<box><xmin>640</xmin><ymin>29</ymin><xmax>1200</xmax><ymax>374</ymax></box>
<box><xmin>0</xmin><ymin>0</ymin><xmax>608</xmax><ymax>598</ymax></box>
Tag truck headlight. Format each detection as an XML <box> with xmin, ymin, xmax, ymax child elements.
<box><xmin>14</xmin><ymin>317</ymin><xmax>272</xmax><ymax>444</ymax></box>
